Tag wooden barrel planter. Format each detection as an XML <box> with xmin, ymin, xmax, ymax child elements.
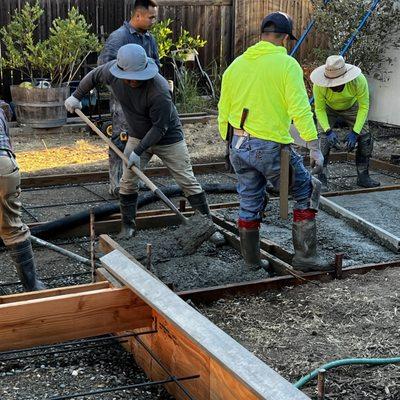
<box><xmin>10</xmin><ymin>85</ymin><xmax>69</xmax><ymax>129</ymax></box>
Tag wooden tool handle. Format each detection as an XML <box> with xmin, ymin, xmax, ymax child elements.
<box><xmin>75</xmin><ymin>109</ymin><xmax>158</xmax><ymax>193</ymax></box>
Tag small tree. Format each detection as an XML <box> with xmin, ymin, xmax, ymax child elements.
<box><xmin>151</xmin><ymin>19</ymin><xmax>207</xmax><ymax>62</ymax></box>
<box><xmin>0</xmin><ymin>1</ymin><xmax>102</xmax><ymax>86</ymax></box>
<box><xmin>312</xmin><ymin>0</ymin><xmax>400</xmax><ymax>74</ymax></box>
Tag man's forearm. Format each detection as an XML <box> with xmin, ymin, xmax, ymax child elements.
<box><xmin>133</xmin><ymin>126</ymin><xmax>165</xmax><ymax>155</ymax></box>
<box><xmin>73</xmin><ymin>66</ymin><xmax>109</xmax><ymax>100</ymax></box>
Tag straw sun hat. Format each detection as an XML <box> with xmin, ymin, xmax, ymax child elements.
<box><xmin>310</xmin><ymin>55</ymin><xmax>361</xmax><ymax>88</ymax></box>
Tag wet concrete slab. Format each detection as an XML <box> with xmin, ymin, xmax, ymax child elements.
<box><xmin>328</xmin><ymin>189</ymin><xmax>400</xmax><ymax>239</ymax></box>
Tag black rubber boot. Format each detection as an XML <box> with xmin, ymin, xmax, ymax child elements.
<box><xmin>119</xmin><ymin>193</ymin><xmax>138</xmax><ymax>239</ymax></box>
<box><xmin>187</xmin><ymin>192</ymin><xmax>225</xmax><ymax>246</ymax></box>
<box><xmin>292</xmin><ymin>219</ymin><xmax>331</xmax><ymax>272</ymax></box>
<box><xmin>8</xmin><ymin>239</ymin><xmax>46</xmax><ymax>292</ymax></box>
<box><xmin>356</xmin><ymin>163</ymin><xmax>380</xmax><ymax>188</ymax></box>
<box><xmin>238</xmin><ymin>227</ymin><xmax>270</xmax><ymax>272</ymax></box>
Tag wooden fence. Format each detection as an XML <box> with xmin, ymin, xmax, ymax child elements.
<box><xmin>0</xmin><ymin>0</ymin><xmax>322</xmax><ymax>100</ymax></box>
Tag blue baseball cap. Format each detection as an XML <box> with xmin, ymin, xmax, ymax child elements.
<box><xmin>109</xmin><ymin>44</ymin><xmax>158</xmax><ymax>80</ymax></box>
<box><xmin>261</xmin><ymin>12</ymin><xmax>297</xmax><ymax>40</ymax></box>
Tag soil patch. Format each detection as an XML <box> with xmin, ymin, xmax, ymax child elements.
<box><xmin>200</xmin><ymin>267</ymin><xmax>400</xmax><ymax>400</ymax></box>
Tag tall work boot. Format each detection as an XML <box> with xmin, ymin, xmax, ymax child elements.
<box><xmin>291</xmin><ymin>210</ymin><xmax>331</xmax><ymax>272</ymax></box>
<box><xmin>119</xmin><ymin>193</ymin><xmax>138</xmax><ymax>239</ymax></box>
<box><xmin>8</xmin><ymin>239</ymin><xmax>46</xmax><ymax>292</ymax></box>
<box><xmin>187</xmin><ymin>191</ymin><xmax>225</xmax><ymax>246</ymax></box>
<box><xmin>238</xmin><ymin>221</ymin><xmax>270</xmax><ymax>272</ymax></box>
<box><xmin>356</xmin><ymin>163</ymin><xmax>380</xmax><ymax>188</ymax></box>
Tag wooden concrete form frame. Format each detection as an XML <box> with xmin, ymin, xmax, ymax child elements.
<box><xmin>0</xmin><ymin>284</ymin><xmax>152</xmax><ymax>352</ymax></box>
<box><xmin>101</xmin><ymin>250</ymin><xmax>310</xmax><ymax>400</ymax></box>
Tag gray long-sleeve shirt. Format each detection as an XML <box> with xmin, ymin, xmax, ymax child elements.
<box><xmin>98</xmin><ymin>21</ymin><xmax>160</xmax><ymax>67</ymax></box>
<box><xmin>73</xmin><ymin>62</ymin><xmax>183</xmax><ymax>155</ymax></box>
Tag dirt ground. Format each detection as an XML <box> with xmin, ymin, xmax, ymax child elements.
<box><xmin>12</xmin><ymin>119</ymin><xmax>226</xmax><ymax>176</ymax></box>
<box><xmin>200</xmin><ymin>267</ymin><xmax>400</xmax><ymax>400</ymax></box>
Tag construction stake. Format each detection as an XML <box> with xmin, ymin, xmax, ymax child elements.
<box><xmin>90</xmin><ymin>208</ymin><xmax>96</xmax><ymax>282</ymax></box>
<box><xmin>317</xmin><ymin>369</ymin><xmax>326</xmax><ymax>400</ymax></box>
<box><xmin>334</xmin><ymin>253</ymin><xmax>344</xmax><ymax>280</ymax></box>
<box><xmin>146</xmin><ymin>243</ymin><xmax>152</xmax><ymax>272</ymax></box>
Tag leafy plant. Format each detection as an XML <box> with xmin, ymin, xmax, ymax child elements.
<box><xmin>312</xmin><ymin>0</ymin><xmax>400</xmax><ymax>75</ymax></box>
<box><xmin>0</xmin><ymin>1</ymin><xmax>102</xmax><ymax>86</ymax></box>
<box><xmin>151</xmin><ymin>19</ymin><xmax>207</xmax><ymax>62</ymax></box>
<box><xmin>151</xmin><ymin>18</ymin><xmax>173</xmax><ymax>60</ymax></box>
<box><xmin>174</xmin><ymin>28</ymin><xmax>207</xmax><ymax>61</ymax></box>
<box><xmin>175</xmin><ymin>69</ymin><xmax>206</xmax><ymax>113</ymax></box>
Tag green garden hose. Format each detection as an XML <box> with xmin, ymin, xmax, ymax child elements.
<box><xmin>295</xmin><ymin>356</ymin><xmax>400</xmax><ymax>389</ymax></box>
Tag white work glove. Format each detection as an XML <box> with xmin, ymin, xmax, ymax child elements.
<box><xmin>127</xmin><ymin>151</ymin><xmax>141</xmax><ymax>169</ymax></box>
<box><xmin>64</xmin><ymin>95</ymin><xmax>82</xmax><ymax>113</ymax></box>
<box><xmin>306</xmin><ymin>139</ymin><xmax>324</xmax><ymax>175</ymax></box>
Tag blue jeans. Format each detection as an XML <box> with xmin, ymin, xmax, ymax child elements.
<box><xmin>230</xmin><ymin>135</ymin><xmax>312</xmax><ymax>221</ymax></box>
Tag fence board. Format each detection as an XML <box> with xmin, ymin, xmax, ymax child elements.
<box><xmin>0</xmin><ymin>0</ymin><xmax>321</xmax><ymax>100</ymax></box>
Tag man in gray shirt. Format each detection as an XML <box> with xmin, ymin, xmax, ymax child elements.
<box><xmin>98</xmin><ymin>0</ymin><xmax>160</xmax><ymax>198</ymax></box>
<box><xmin>65</xmin><ymin>44</ymin><xmax>224</xmax><ymax>244</ymax></box>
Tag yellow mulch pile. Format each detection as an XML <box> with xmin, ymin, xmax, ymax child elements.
<box><xmin>17</xmin><ymin>139</ymin><xmax>108</xmax><ymax>173</ymax></box>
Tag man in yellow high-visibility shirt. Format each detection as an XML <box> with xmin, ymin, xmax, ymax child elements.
<box><xmin>311</xmin><ymin>55</ymin><xmax>379</xmax><ymax>188</ymax></box>
<box><xmin>218</xmin><ymin>12</ymin><xmax>330</xmax><ymax>273</ymax></box>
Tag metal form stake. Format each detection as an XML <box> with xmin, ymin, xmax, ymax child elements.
<box><xmin>89</xmin><ymin>208</ymin><xmax>96</xmax><ymax>282</ymax></box>
<box><xmin>334</xmin><ymin>253</ymin><xmax>344</xmax><ymax>279</ymax></box>
<box><xmin>317</xmin><ymin>369</ymin><xmax>326</xmax><ymax>400</ymax></box>
<box><xmin>179</xmin><ymin>199</ymin><xmax>186</xmax><ymax>212</ymax></box>
<box><xmin>146</xmin><ymin>243</ymin><xmax>152</xmax><ymax>272</ymax></box>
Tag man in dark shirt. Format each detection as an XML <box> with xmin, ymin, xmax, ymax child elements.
<box><xmin>65</xmin><ymin>44</ymin><xmax>224</xmax><ymax>244</ymax></box>
<box><xmin>0</xmin><ymin>101</ymin><xmax>45</xmax><ymax>292</ymax></box>
<box><xmin>98</xmin><ymin>0</ymin><xmax>160</xmax><ymax>198</ymax></box>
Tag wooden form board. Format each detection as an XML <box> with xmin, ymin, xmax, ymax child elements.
<box><xmin>0</xmin><ymin>286</ymin><xmax>152</xmax><ymax>352</ymax></box>
<box><xmin>101</xmin><ymin>250</ymin><xmax>310</xmax><ymax>400</ymax></box>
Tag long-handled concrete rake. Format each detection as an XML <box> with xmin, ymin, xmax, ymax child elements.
<box><xmin>75</xmin><ymin>109</ymin><xmax>216</xmax><ymax>255</ymax></box>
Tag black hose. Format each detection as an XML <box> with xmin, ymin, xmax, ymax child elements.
<box><xmin>30</xmin><ymin>183</ymin><xmax>236</xmax><ymax>238</ymax></box>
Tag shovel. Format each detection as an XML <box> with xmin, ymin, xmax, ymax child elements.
<box><xmin>75</xmin><ymin>109</ymin><xmax>216</xmax><ymax>254</ymax></box>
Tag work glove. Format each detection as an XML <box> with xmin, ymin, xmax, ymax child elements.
<box><xmin>306</xmin><ymin>139</ymin><xmax>324</xmax><ymax>175</ymax></box>
<box><xmin>127</xmin><ymin>150</ymin><xmax>141</xmax><ymax>169</ymax></box>
<box><xmin>344</xmin><ymin>131</ymin><xmax>358</xmax><ymax>152</ymax></box>
<box><xmin>325</xmin><ymin>129</ymin><xmax>340</xmax><ymax>148</ymax></box>
<box><xmin>64</xmin><ymin>95</ymin><xmax>82</xmax><ymax>113</ymax></box>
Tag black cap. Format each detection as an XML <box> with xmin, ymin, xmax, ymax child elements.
<box><xmin>261</xmin><ymin>12</ymin><xmax>297</xmax><ymax>40</ymax></box>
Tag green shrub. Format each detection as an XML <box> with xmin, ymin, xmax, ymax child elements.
<box><xmin>0</xmin><ymin>1</ymin><xmax>102</xmax><ymax>86</ymax></box>
<box><xmin>312</xmin><ymin>0</ymin><xmax>400</xmax><ymax>74</ymax></box>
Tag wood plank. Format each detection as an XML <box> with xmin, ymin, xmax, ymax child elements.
<box><xmin>101</xmin><ymin>250</ymin><xmax>310</xmax><ymax>400</ymax></box>
<box><xmin>0</xmin><ymin>287</ymin><xmax>152</xmax><ymax>351</ymax></box>
<box><xmin>0</xmin><ymin>281</ymin><xmax>110</xmax><ymax>304</ymax></box>
<box><xmin>20</xmin><ymin>162</ymin><xmax>226</xmax><ymax>188</ymax></box>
